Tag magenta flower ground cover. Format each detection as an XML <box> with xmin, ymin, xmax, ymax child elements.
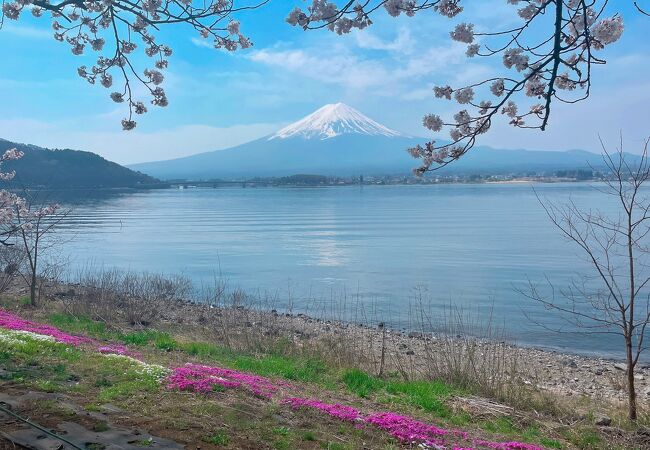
<box><xmin>0</xmin><ymin>309</ymin><xmax>546</xmax><ymax>450</ymax></box>
<box><xmin>167</xmin><ymin>363</ymin><xmax>289</xmax><ymax>398</ymax></box>
<box><xmin>0</xmin><ymin>309</ymin><xmax>94</xmax><ymax>346</ymax></box>
<box><xmin>284</xmin><ymin>397</ymin><xmax>544</xmax><ymax>450</ymax></box>
<box><xmin>365</xmin><ymin>411</ymin><xmax>458</xmax><ymax>446</ymax></box>
<box><xmin>282</xmin><ymin>397</ymin><xmax>362</xmax><ymax>422</ymax></box>
<box><xmin>97</xmin><ymin>344</ymin><xmax>137</xmax><ymax>357</ymax></box>
<box><xmin>0</xmin><ymin>309</ymin><xmax>134</xmax><ymax>358</ymax></box>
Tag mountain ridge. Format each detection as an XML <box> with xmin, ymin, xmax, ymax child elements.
<box><xmin>128</xmin><ymin>104</ymin><xmax>616</xmax><ymax>180</ymax></box>
<box><xmin>0</xmin><ymin>138</ymin><xmax>159</xmax><ymax>189</ymax></box>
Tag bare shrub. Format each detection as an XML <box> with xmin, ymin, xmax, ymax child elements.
<box><xmin>526</xmin><ymin>140</ymin><xmax>650</xmax><ymax>421</ymax></box>
<box><xmin>55</xmin><ymin>267</ymin><xmax>536</xmax><ymax>409</ymax></box>
<box><xmin>0</xmin><ymin>245</ymin><xmax>23</xmax><ymax>295</ymax></box>
<box><xmin>66</xmin><ymin>267</ymin><xmax>192</xmax><ymax>326</ymax></box>
<box><xmin>411</xmin><ymin>300</ymin><xmax>526</xmax><ymax>404</ymax></box>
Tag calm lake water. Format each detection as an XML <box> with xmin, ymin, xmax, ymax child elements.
<box><xmin>54</xmin><ymin>183</ymin><xmax>648</xmax><ymax>359</ymax></box>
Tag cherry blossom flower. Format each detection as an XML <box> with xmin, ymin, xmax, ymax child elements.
<box><xmin>423</xmin><ymin>114</ymin><xmax>444</xmax><ymax>131</ymax></box>
<box><xmin>450</xmin><ymin>22</ymin><xmax>474</xmax><ymax>43</ymax></box>
<box><xmin>454</xmin><ymin>87</ymin><xmax>474</xmax><ymax>104</ymax></box>
<box><xmin>434</xmin><ymin>85</ymin><xmax>453</xmax><ymax>100</ymax></box>
<box><xmin>0</xmin><ymin>0</ymin><xmax>256</xmax><ymax>130</ymax></box>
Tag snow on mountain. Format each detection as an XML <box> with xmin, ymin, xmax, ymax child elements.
<box><xmin>269</xmin><ymin>103</ymin><xmax>404</xmax><ymax>140</ymax></box>
<box><xmin>128</xmin><ymin>101</ymin><xmax>606</xmax><ymax>180</ymax></box>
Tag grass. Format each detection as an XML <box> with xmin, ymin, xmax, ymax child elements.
<box><xmin>341</xmin><ymin>368</ymin><xmax>384</xmax><ymax>398</ymax></box>
<box><xmin>566</xmin><ymin>427</ymin><xmax>602</xmax><ymax>449</ymax></box>
<box><xmin>48</xmin><ymin>312</ymin><xmax>110</xmax><ymax>336</ymax></box>
<box><xmin>0</xmin><ymin>334</ymin><xmax>472</xmax><ymax>449</ymax></box>
<box><xmin>540</xmin><ymin>437</ymin><xmax>564</xmax><ymax>449</ymax></box>
<box><xmin>272</xmin><ymin>426</ymin><xmax>290</xmax><ymax>436</ymax></box>
<box><xmin>2</xmin><ymin>311</ymin><xmax>620</xmax><ymax>449</ymax></box>
<box><xmin>41</xmin><ymin>314</ymin><xmax>455</xmax><ymax>413</ymax></box>
<box><xmin>46</xmin><ymin>313</ymin><xmax>329</xmax><ymax>382</ymax></box>
<box><xmin>481</xmin><ymin>416</ymin><xmax>519</xmax><ymax>435</ymax></box>
<box><xmin>204</xmin><ymin>431</ymin><xmax>230</xmax><ymax>446</ymax></box>
<box><xmin>341</xmin><ymin>368</ymin><xmax>455</xmax><ymax>418</ymax></box>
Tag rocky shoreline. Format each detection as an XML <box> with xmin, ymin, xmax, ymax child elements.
<box><xmin>30</xmin><ymin>276</ymin><xmax>650</xmax><ymax>407</ymax></box>
<box><xmin>153</xmin><ymin>298</ymin><xmax>650</xmax><ymax>406</ymax></box>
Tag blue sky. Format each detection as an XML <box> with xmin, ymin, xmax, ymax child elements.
<box><xmin>0</xmin><ymin>1</ymin><xmax>648</xmax><ymax>164</ymax></box>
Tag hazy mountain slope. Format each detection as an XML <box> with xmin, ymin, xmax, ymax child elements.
<box><xmin>130</xmin><ymin>134</ymin><xmax>425</xmax><ymax>179</ymax></box>
<box><xmin>129</xmin><ymin>103</ymin><xmax>613</xmax><ymax>180</ymax></box>
<box><xmin>0</xmin><ymin>138</ymin><xmax>159</xmax><ymax>188</ymax></box>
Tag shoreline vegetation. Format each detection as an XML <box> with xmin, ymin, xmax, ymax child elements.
<box><xmin>147</xmin><ymin>173</ymin><xmax>603</xmax><ymax>189</ymax></box>
<box><xmin>1</xmin><ymin>269</ymin><xmax>649</xmax><ymax>449</ymax></box>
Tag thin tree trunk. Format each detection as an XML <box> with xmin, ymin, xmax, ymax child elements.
<box><xmin>30</xmin><ymin>272</ymin><xmax>37</xmax><ymax>307</ymax></box>
<box><xmin>626</xmin><ymin>338</ymin><xmax>637</xmax><ymax>421</ymax></box>
<box><xmin>627</xmin><ymin>207</ymin><xmax>637</xmax><ymax>421</ymax></box>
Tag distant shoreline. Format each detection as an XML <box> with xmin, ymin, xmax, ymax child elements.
<box><xmin>10</xmin><ymin>176</ymin><xmax>602</xmax><ymax>191</ymax></box>
<box><xmin>159</xmin><ymin>177</ymin><xmax>597</xmax><ymax>189</ymax></box>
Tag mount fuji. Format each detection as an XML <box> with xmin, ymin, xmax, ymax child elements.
<box><xmin>269</xmin><ymin>103</ymin><xmax>404</xmax><ymax>140</ymax></box>
<box><xmin>130</xmin><ymin>103</ymin><xmax>604</xmax><ymax>180</ymax></box>
<box><xmin>129</xmin><ymin>103</ymin><xmax>425</xmax><ymax>180</ymax></box>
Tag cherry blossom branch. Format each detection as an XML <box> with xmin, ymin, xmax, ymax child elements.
<box><xmin>286</xmin><ymin>1</ymin><xmax>627</xmax><ymax>175</ymax></box>
<box><xmin>1</xmin><ymin>0</ymin><xmax>265</xmax><ymax>130</ymax></box>
<box><xmin>0</xmin><ymin>149</ymin><xmax>59</xmax><ymax>246</ymax></box>
<box><xmin>634</xmin><ymin>1</ymin><xmax>650</xmax><ymax>16</ymax></box>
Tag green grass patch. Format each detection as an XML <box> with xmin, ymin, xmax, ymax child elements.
<box><xmin>273</xmin><ymin>440</ymin><xmax>290</xmax><ymax>450</ymax></box>
<box><xmin>481</xmin><ymin>416</ymin><xmax>520</xmax><ymax>435</ymax></box>
<box><xmin>180</xmin><ymin>341</ymin><xmax>231</xmax><ymax>359</ymax></box>
<box><xmin>342</xmin><ymin>368</ymin><xmax>384</xmax><ymax>398</ymax></box>
<box><xmin>121</xmin><ymin>330</ymin><xmax>159</xmax><ymax>346</ymax></box>
<box><xmin>231</xmin><ymin>354</ymin><xmax>326</xmax><ymax>382</ymax></box>
<box><xmin>272</xmin><ymin>426</ymin><xmax>290</xmax><ymax>436</ymax></box>
<box><xmin>48</xmin><ymin>313</ymin><xmax>109</xmax><ymax>337</ymax></box>
<box><xmin>384</xmin><ymin>379</ymin><xmax>454</xmax><ymax>416</ymax></box>
<box><xmin>204</xmin><ymin>430</ymin><xmax>229</xmax><ymax>445</ymax></box>
<box><xmin>540</xmin><ymin>437</ymin><xmax>564</xmax><ymax>449</ymax></box>
<box><xmin>98</xmin><ymin>377</ymin><xmax>160</xmax><ymax>402</ymax></box>
<box><xmin>567</xmin><ymin>427</ymin><xmax>601</xmax><ymax>449</ymax></box>
<box><xmin>32</xmin><ymin>379</ymin><xmax>65</xmax><ymax>393</ymax></box>
<box><xmin>153</xmin><ymin>334</ymin><xmax>178</xmax><ymax>351</ymax></box>
<box><xmin>341</xmin><ymin>368</ymin><xmax>455</xmax><ymax>417</ymax></box>
<box><xmin>302</xmin><ymin>431</ymin><xmax>316</xmax><ymax>441</ymax></box>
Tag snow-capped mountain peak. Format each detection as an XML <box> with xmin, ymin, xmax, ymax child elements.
<box><xmin>269</xmin><ymin>103</ymin><xmax>404</xmax><ymax>140</ymax></box>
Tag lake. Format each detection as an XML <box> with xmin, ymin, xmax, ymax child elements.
<box><xmin>54</xmin><ymin>183</ymin><xmax>647</xmax><ymax>359</ymax></box>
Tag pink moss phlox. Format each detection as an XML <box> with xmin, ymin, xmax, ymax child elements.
<box><xmin>281</xmin><ymin>399</ymin><xmax>545</xmax><ymax>450</ymax></box>
<box><xmin>365</xmin><ymin>412</ymin><xmax>452</xmax><ymax>447</ymax></box>
<box><xmin>167</xmin><ymin>363</ymin><xmax>281</xmax><ymax>398</ymax></box>
<box><xmin>0</xmin><ymin>310</ymin><xmax>544</xmax><ymax>450</ymax></box>
<box><xmin>97</xmin><ymin>344</ymin><xmax>139</xmax><ymax>358</ymax></box>
<box><xmin>0</xmin><ymin>309</ymin><xmax>94</xmax><ymax>346</ymax></box>
<box><xmin>473</xmin><ymin>440</ymin><xmax>543</xmax><ymax>450</ymax></box>
<box><xmin>282</xmin><ymin>397</ymin><xmax>362</xmax><ymax>422</ymax></box>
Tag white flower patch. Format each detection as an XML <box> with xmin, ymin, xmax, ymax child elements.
<box><xmin>0</xmin><ymin>329</ymin><xmax>57</xmax><ymax>348</ymax></box>
<box><xmin>135</xmin><ymin>363</ymin><xmax>170</xmax><ymax>382</ymax></box>
<box><xmin>101</xmin><ymin>353</ymin><xmax>170</xmax><ymax>382</ymax></box>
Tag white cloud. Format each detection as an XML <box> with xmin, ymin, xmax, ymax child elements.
<box><xmin>248</xmin><ymin>47</ymin><xmax>392</xmax><ymax>90</ymax></box>
<box><xmin>190</xmin><ymin>37</ymin><xmax>214</xmax><ymax>49</ymax></box>
<box><xmin>0</xmin><ymin>120</ymin><xmax>284</xmax><ymax>165</ymax></box>
<box><xmin>354</xmin><ymin>27</ymin><xmax>414</xmax><ymax>53</ymax></box>
<box><xmin>248</xmin><ymin>39</ymin><xmax>470</xmax><ymax>95</ymax></box>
